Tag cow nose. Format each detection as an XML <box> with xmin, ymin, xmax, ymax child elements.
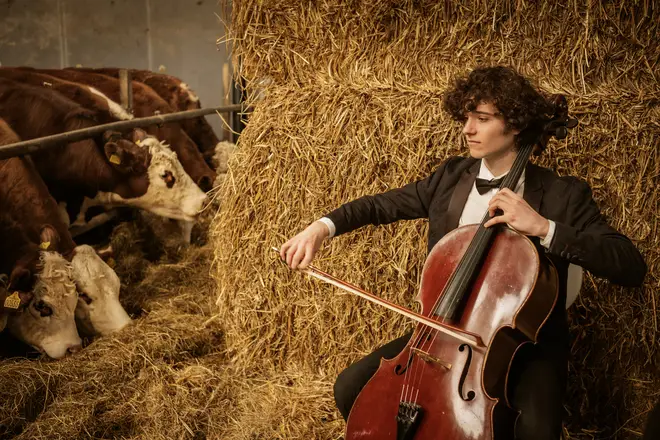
<box><xmin>197</xmin><ymin>174</ymin><xmax>215</xmax><ymax>192</ymax></box>
<box><xmin>67</xmin><ymin>344</ymin><xmax>82</xmax><ymax>354</ymax></box>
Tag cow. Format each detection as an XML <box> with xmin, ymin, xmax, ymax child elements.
<box><xmin>71</xmin><ymin>67</ymin><xmax>223</xmax><ymax>168</ymax></box>
<box><xmin>0</xmin><ymin>68</ymin><xmax>202</xmax><ymax>242</ymax></box>
<box><xmin>21</xmin><ymin>67</ymin><xmax>217</xmax><ymax>192</ymax></box>
<box><xmin>0</xmin><ymin>67</ymin><xmax>133</xmax><ymax>124</ymax></box>
<box><xmin>0</xmin><ymin>77</ymin><xmax>207</xmax><ymax>227</ymax></box>
<box><xmin>0</xmin><ymin>120</ymin><xmax>81</xmax><ymax>358</ymax></box>
<box><xmin>0</xmin><ymin>119</ymin><xmax>132</xmax><ymax>339</ymax></box>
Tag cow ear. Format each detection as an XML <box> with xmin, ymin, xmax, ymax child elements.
<box><xmin>104</xmin><ymin>139</ymin><xmax>149</xmax><ymax>174</ymax></box>
<box><xmin>0</xmin><ymin>285</ymin><xmax>30</xmax><ymax>312</ymax></box>
<box><xmin>131</xmin><ymin>128</ymin><xmax>149</xmax><ymax>145</ymax></box>
<box><xmin>102</xmin><ymin>130</ymin><xmax>122</xmax><ymax>144</ymax></box>
<box><xmin>39</xmin><ymin>224</ymin><xmax>61</xmax><ymax>252</ymax></box>
<box><xmin>17</xmin><ymin>291</ymin><xmax>34</xmax><ymax>310</ymax></box>
<box><xmin>104</xmin><ymin>140</ymin><xmax>133</xmax><ymax>174</ymax></box>
<box><xmin>95</xmin><ymin>244</ymin><xmax>114</xmax><ymax>262</ymax></box>
<box><xmin>9</xmin><ymin>266</ymin><xmax>32</xmax><ymax>292</ymax></box>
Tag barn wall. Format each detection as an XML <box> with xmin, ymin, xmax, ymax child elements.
<box><xmin>0</xmin><ymin>0</ymin><xmax>232</xmax><ymax>137</ymax></box>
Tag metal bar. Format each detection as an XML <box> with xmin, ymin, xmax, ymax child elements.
<box><xmin>0</xmin><ymin>104</ymin><xmax>247</xmax><ymax>159</ymax></box>
<box><xmin>119</xmin><ymin>69</ymin><xmax>133</xmax><ymax>113</ymax></box>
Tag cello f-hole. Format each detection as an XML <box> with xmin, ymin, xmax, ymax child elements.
<box><xmin>458</xmin><ymin>344</ymin><xmax>476</xmax><ymax>401</ymax></box>
<box><xmin>395</xmin><ymin>352</ymin><xmax>414</xmax><ymax>376</ymax></box>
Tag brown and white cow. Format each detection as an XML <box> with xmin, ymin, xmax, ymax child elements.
<box><xmin>0</xmin><ymin>121</ymin><xmax>81</xmax><ymax>357</ymax></box>
<box><xmin>0</xmin><ymin>68</ymin><xmax>204</xmax><ymax>242</ymax></box>
<box><xmin>0</xmin><ymin>67</ymin><xmax>133</xmax><ymax>124</ymax></box>
<box><xmin>0</xmin><ymin>78</ymin><xmax>206</xmax><ymax>225</ymax></box>
<box><xmin>0</xmin><ymin>119</ymin><xmax>131</xmax><ymax>340</ymax></box>
<box><xmin>22</xmin><ymin>67</ymin><xmax>217</xmax><ymax>192</ymax></box>
<box><xmin>71</xmin><ymin>67</ymin><xmax>223</xmax><ymax>168</ymax></box>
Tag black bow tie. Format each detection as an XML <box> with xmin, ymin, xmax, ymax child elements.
<box><xmin>475</xmin><ymin>177</ymin><xmax>505</xmax><ymax>195</ymax></box>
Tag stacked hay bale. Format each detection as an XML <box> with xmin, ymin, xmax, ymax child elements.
<box><xmin>212</xmin><ymin>0</ymin><xmax>659</xmax><ymax>439</ymax></box>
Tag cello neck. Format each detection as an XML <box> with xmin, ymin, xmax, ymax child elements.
<box><xmin>432</xmin><ymin>144</ymin><xmax>534</xmax><ymax>320</ymax></box>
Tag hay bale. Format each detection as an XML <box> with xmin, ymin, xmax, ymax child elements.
<box><xmin>212</xmin><ymin>0</ymin><xmax>659</xmax><ymax>438</ymax></box>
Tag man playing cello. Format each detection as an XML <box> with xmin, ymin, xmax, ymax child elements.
<box><xmin>280</xmin><ymin>66</ymin><xmax>646</xmax><ymax>439</ymax></box>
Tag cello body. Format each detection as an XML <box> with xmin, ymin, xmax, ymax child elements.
<box><xmin>345</xmin><ymin>225</ymin><xmax>559</xmax><ymax>439</ymax></box>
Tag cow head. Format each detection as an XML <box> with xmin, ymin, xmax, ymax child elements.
<box><xmin>71</xmin><ymin>245</ymin><xmax>131</xmax><ymax>336</ymax></box>
<box><xmin>98</xmin><ymin>128</ymin><xmax>207</xmax><ymax>222</ymax></box>
<box><xmin>7</xmin><ymin>226</ymin><xmax>81</xmax><ymax>359</ymax></box>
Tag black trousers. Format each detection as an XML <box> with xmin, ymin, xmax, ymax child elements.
<box><xmin>334</xmin><ymin>331</ymin><xmax>568</xmax><ymax>440</ymax></box>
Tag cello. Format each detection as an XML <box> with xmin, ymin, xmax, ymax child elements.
<box><xmin>277</xmin><ymin>94</ymin><xmax>577</xmax><ymax>439</ymax></box>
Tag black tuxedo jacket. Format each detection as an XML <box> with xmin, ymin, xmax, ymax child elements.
<box><xmin>326</xmin><ymin>156</ymin><xmax>647</xmax><ymax>346</ymax></box>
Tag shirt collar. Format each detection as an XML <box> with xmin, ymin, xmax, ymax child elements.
<box><xmin>478</xmin><ymin>160</ymin><xmax>526</xmax><ymax>186</ymax></box>
<box><xmin>477</xmin><ymin>160</ymin><xmax>525</xmax><ymax>180</ymax></box>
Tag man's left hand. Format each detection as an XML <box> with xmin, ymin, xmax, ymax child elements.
<box><xmin>483</xmin><ymin>188</ymin><xmax>549</xmax><ymax>238</ymax></box>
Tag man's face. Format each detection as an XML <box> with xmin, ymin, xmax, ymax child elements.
<box><xmin>462</xmin><ymin>102</ymin><xmax>519</xmax><ymax>161</ymax></box>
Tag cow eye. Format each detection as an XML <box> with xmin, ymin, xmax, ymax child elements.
<box><xmin>161</xmin><ymin>170</ymin><xmax>176</xmax><ymax>188</ymax></box>
<box><xmin>78</xmin><ymin>292</ymin><xmax>93</xmax><ymax>305</ymax></box>
<box><xmin>33</xmin><ymin>300</ymin><xmax>53</xmax><ymax>317</ymax></box>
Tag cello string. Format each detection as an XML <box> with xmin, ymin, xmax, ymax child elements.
<box><xmin>401</xmin><ymin>324</ymin><xmax>436</xmax><ymax>407</ymax></box>
<box><xmin>435</xmin><ymin>144</ymin><xmax>531</xmax><ymax>319</ymax></box>
<box><xmin>401</xmin><ymin>327</ymin><xmax>427</xmax><ymax>406</ymax></box>
<box><xmin>426</xmin><ymin>144</ymin><xmax>531</xmax><ymax>321</ymax></box>
<box><xmin>403</xmin><ymin>144</ymin><xmax>533</xmax><ymax>407</ymax></box>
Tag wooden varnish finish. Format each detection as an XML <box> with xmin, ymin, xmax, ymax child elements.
<box><xmin>346</xmin><ymin>224</ymin><xmax>559</xmax><ymax>439</ymax></box>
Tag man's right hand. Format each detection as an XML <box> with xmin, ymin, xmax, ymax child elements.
<box><xmin>280</xmin><ymin>221</ymin><xmax>330</xmax><ymax>270</ymax></box>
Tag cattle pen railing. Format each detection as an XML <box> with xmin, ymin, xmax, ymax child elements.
<box><xmin>0</xmin><ymin>104</ymin><xmax>249</xmax><ymax>159</ymax></box>
<box><xmin>0</xmin><ymin>103</ymin><xmax>251</xmax><ymax>237</ymax></box>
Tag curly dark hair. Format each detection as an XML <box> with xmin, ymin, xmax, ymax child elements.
<box><xmin>442</xmin><ymin>66</ymin><xmax>555</xmax><ymax>138</ymax></box>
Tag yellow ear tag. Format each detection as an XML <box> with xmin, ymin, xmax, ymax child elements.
<box><xmin>136</xmin><ymin>139</ymin><xmax>142</xmax><ymax>146</ymax></box>
<box><xmin>4</xmin><ymin>292</ymin><xmax>21</xmax><ymax>310</ymax></box>
<box><xmin>40</xmin><ymin>241</ymin><xmax>51</xmax><ymax>250</ymax></box>
<box><xmin>110</xmin><ymin>154</ymin><xmax>122</xmax><ymax>165</ymax></box>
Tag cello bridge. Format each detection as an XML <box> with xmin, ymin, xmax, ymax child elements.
<box><xmin>411</xmin><ymin>347</ymin><xmax>452</xmax><ymax>370</ymax></box>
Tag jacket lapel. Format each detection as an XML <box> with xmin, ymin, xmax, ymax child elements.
<box><xmin>441</xmin><ymin>160</ymin><xmax>544</xmax><ymax>238</ymax></box>
<box><xmin>443</xmin><ymin>159</ymin><xmax>480</xmax><ymax>235</ymax></box>
<box><xmin>523</xmin><ymin>162</ymin><xmax>543</xmax><ymax>213</ymax></box>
